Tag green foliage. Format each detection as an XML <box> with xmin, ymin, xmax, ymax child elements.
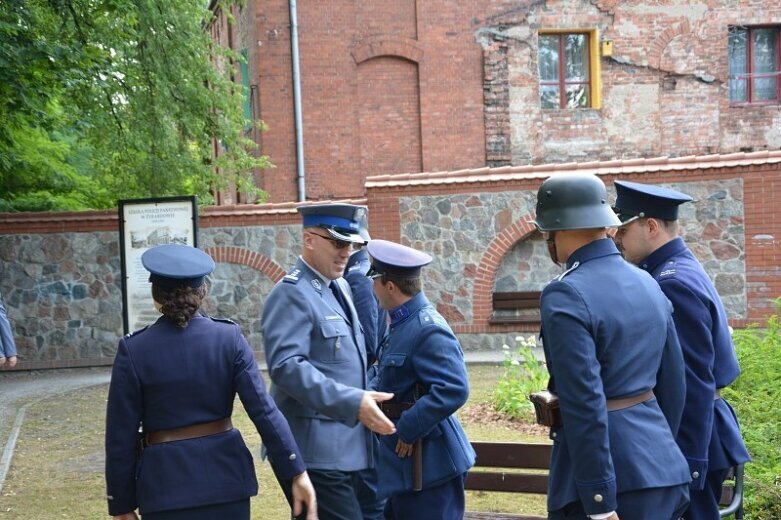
<box><xmin>492</xmin><ymin>335</ymin><xmax>549</xmax><ymax>419</ymax></box>
<box><xmin>729</xmin><ymin>298</ymin><xmax>781</xmax><ymax>519</ymax></box>
<box><xmin>0</xmin><ymin>0</ymin><xmax>269</xmax><ymax>211</ymax></box>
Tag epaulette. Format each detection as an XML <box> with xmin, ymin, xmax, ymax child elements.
<box><xmin>419</xmin><ymin>308</ymin><xmax>449</xmax><ymax>330</ymax></box>
<box><xmin>347</xmin><ymin>262</ymin><xmax>364</xmax><ymax>273</ymax></box>
<box><xmin>283</xmin><ymin>267</ymin><xmax>302</xmax><ymax>284</ymax></box>
<box><xmin>208</xmin><ymin>316</ymin><xmax>238</xmax><ymax>325</ymax></box>
<box><xmin>658</xmin><ymin>260</ymin><xmax>678</xmax><ymax>279</ymax></box>
<box><xmin>124</xmin><ymin>325</ymin><xmax>149</xmax><ymax>339</ymax></box>
<box><xmin>554</xmin><ymin>260</ymin><xmax>581</xmax><ymax>281</ymax></box>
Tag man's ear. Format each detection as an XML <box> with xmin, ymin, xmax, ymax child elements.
<box><xmin>646</xmin><ymin>218</ymin><xmax>662</xmax><ymax>238</ymax></box>
<box><xmin>302</xmin><ymin>231</ymin><xmax>315</xmax><ymax>250</ymax></box>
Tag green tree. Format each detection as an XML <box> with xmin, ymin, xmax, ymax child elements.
<box><xmin>0</xmin><ymin>0</ymin><xmax>268</xmax><ymax>212</ymax></box>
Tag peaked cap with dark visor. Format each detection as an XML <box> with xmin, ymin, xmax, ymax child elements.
<box><xmin>142</xmin><ymin>244</ymin><xmax>215</xmax><ymax>289</ymax></box>
<box><xmin>366</xmin><ymin>239</ymin><xmax>432</xmax><ymax>279</ymax></box>
<box><xmin>612</xmin><ymin>180</ymin><xmax>693</xmax><ymax>224</ymax></box>
<box><xmin>297</xmin><ymin>203</ymin><xmax>367</xmax><ymax>243</ymax></box>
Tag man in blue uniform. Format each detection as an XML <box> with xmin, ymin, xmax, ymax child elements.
<box><xmin>366</xmin><ymin>239</ymin><xmax>475</xmax><ymax>520</ymax></box>
<box><xmin>343</xmin><ymin>210</ymin><xmax>389</xmax><ymax>520</ymax></box>
<box><xmin>612</xmin><ymin>180</ymin><xmax>751</xmax><ymax>520</ymax></box>
<box><xmin>261</xmin><ymin>203</ymin><xmax>397</xmax><ymax>520</ymax></box>
<box><xmin>0</xmin><ymin>291</ymin><xmax>17</xmax><ymax>368</ymax></box>
<box><xmin>534</xmin><ymin>174</ymin><xmax>690</xmax><ymax>520</ymax></box>
<box><xmin>344</xmin><ymin>209</ymin><xmax>388</xmax><ymax>367</ymax></box>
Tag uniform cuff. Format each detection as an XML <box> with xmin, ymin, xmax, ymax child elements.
<box><xmin>576</xmin><ymin>478</ymin><xmax>616</xmax><ymax>515</ymax></box>
<box><xmin>686</xmin><ymin>457</ymin><xmax>708</xmax><ymax>491</ymax></box>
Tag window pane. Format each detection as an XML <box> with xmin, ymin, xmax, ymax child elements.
<box><xmin>728</xmin><ymin>28</ymin><xmax>748</xmax><ymax>102</ymax></box>
<box><xmin>565</xmin><ymin>84</ymin><xmax>589</xmax><ymax>108</ymax></box>
<box><xmin>752</xmin><ymin>28</ymin><xmax>777</xmax><ymax>73</ymax></box>
<box><xmin>730</xmin><ymin>78</ymin><xmax>748</xmax><ymax>102</ymax></box>
<box><xmin>752</xmin><ymin>29</ymin><xmax>778</xmax><ymax>101</ymax></box>
<box><xmin>753</xmin><ymin>77</ymin><xmax>777</xmax><ymax>100</ymax></box>
<box><xmin>564</xmin><ymin>34</ymin><xmax>588</xmax><ymax>81</ymax></box>
<box><xmin>539</xmin><ymin>36</ymin><xmax>560</xmax><ymax>81</ymax></box>
<box><xmin>540</xmin><ymin>85</ymin><xmax>560</xmax><ymax>109</ymax></box>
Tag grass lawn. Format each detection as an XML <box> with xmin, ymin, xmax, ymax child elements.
<box><xmin>0</xmin><ymin>364</ymin><xmax>548</xmax><ymax>519</ymax></box>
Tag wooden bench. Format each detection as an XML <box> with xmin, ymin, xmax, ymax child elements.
<box><xmin>489</xmin><ymin>291</ymin><xmax>542</xmax><ymax>325</ymax></box>
<box><xmin>464</xmin><ymin>441</ymin><xmax>744</xmax><ymax>519</ymax></box>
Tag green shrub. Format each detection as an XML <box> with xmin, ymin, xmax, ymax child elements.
<box><xmin>729</xmin><ymin>298</ymin><xmax>781</xmax><ymax>519</ymax></box>
<box><xmin>492</xmin><ymin>335</ymin><xmax>549</xmax><ymax>419</ymax></box>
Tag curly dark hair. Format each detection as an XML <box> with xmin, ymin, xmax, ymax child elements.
<box><xmin>151</xmin><ymin>284</ymin><xmax>208</xmax><ymax>328</ymax></box>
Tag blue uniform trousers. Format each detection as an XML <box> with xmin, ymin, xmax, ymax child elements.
<box><xmin>684</xmin><ymin>467</ymin><xmax>730</xmax><ymax>520</ymax></box>
<box><xmin>356</xmin><ymin>466</ymin><xmax>386</xmax><ymax>520</ymax></box>
<box><xmin>308</xmin><ymin>469</ymin><xmax>363</xmax><ymax>520</ymax></box>
<box><xmin>549</xmin><ymin>483</ymin><xmax>689</xmax><ymax>520</ymax></box>
<box><xmin>383</xmin><ymin>472</ymin><xmax>466</xmax><ymax>520</ymax></box>
<box><xmin>141</xmin><ymin>498</ymin><xmax>249</xmax><ymax>519</ymax></box>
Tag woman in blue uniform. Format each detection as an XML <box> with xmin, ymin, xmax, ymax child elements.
<box><xmin>105</xmin><ymin>244</ymin><xmax>317</xmax><ymax>520</ymax></box>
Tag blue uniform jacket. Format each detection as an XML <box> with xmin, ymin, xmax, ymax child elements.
<box><xmin>105</xmin><ymin>314</ymin><xmax>304</xmax><ymax>516</ymax></box>
<box><xmin>261</xmin><ymin>258</ymin><xmax>372</xmax><ymax>472</ymax></box>
<box><xmin>541</xmin><ymin>238</ymin><xmax>690</xmax><ymax>515</ymax></box>
<box><xmin>369</xmin><ymin>292</ymin><xmax>475</xmax><ymax>499</ymax></box>
<box><xmin>0</xmin><ymin>295</ymin><xmax>16</xmax><ymax>358</ymax></box>
<box><xmin>345</xmin><ymin>248</ymin><xmax>388</xmax><ymax>365</ymax></box>
<box><xmin>640</xmin><ymin>237</ymin><xmax>750</xmax><ymax>488</ymax></box>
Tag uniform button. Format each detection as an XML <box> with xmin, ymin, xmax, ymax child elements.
<box><xmin>692</xmin><ymin>471</ymin><xmax>699</xmax><ymax>479</ymax></box>
<box><xmin>551</xmin><ymin>432</ymin><xmax>557</xmax><ymax>438</ymax></box>
<box><xmin>390</xmin><ymin>360</ymin><xmax>395</xmax><ymax>366</ymax></box>
<box><xmin>594</xmin><ymin>494</ymin><xmax>603</xmax><ymax>503</ymax></box>
<box><xmin>289</xmin><ymin>453</ymin><xmax>297</xmax><ymax>461</ymax></box>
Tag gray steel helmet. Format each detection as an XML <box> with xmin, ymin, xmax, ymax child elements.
<box><xmin>534</xmin><ymin>173</ymin><xmax>621</xmax><ymax>232</ymax></box>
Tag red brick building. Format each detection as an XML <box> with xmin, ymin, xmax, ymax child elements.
<box><xmin>209</xmin><ymin>1</ymin><xmax>781</xmax><ymax>203</ymax></box>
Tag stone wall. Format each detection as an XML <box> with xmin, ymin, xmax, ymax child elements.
<box><xmin>1</xmin><ymin>155</ymin><xmax>779</xmax><ymax>370</ymax></box>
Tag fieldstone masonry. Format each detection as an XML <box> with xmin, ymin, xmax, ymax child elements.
<box><xmin>0</xmin><ymin>173</ymin><xmax>763</xmax><ymax>368</ymax></box>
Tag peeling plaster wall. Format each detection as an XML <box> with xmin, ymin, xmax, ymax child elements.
<box><xmin>480</xmin><ymin>0</ymin><xmax>781</xmax><ymax>166</ymax></box>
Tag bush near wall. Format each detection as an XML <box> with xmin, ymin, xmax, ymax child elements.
<box><xmin>729</xmin><ymin>298</ymin><xmax>781</xmax><ymax>519</ymax></box>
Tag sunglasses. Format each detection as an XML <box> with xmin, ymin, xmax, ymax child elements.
<box><xmin>307</xmin><ymin>231</ymin><xmax>353</xmax><ymax>250</ymax></box>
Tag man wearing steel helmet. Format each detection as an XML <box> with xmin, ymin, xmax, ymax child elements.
<box><xmin>534</xmin><ymin>174</ymin><xmax>690</xmax><ymax>520</ymax></box>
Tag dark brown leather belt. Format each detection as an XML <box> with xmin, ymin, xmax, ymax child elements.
<box><xmin>606</xmin><ymin>390</ymin><xmax>654</xmax><ymax>411</ymax></box>
<box><xmin>380</xmin><ymin>402</ymin><xmax>414</xmax><ymax>419</ymax></box>
<box><xmin>145</xmin><ymin>417</ymin><xmax>233</xmax><ymax>446</ymax></box>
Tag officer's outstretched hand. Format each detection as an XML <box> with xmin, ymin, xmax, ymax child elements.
<box><xmin>291</xmin><ymin>470</ymin><xmax>318</xmax><ymax>520</ymax></box>
<box><xmin>358</xmin><ymin>391</ymin><xmax>397</xmax><ymax>435</ymax></box>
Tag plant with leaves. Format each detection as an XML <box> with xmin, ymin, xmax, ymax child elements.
<box><xmin>493</xmin><ymin>335</ymin><xmax>549</xmax><ymax>419</ymax></box>
<box><xmin>729</xmin><ymin>298</ymin><xmax>781</xmax><ymax>519</ymax></box>
<box><xmin>0</xmin><ymin>0</ymin><xmax>268</xmax><ymax>212</ymax></box>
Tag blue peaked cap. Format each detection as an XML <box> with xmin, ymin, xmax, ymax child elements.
<box><xmin>297</xmin><ymin>203</ymin><xmax>367</xmax><ymax>243</ymax></box>
<box><xmin>142</xmin><ymin>244</ymin><xmax>215</xmax><ymax>289</ymax></box>
<box><xmin>613</xmin><ymin>180</ymin><xmax>693</xmax><ymax>223</ymax></box>
<box><xmin>366</xmin><ymin>239</ymin><xmax>432</xmax><ymax>278</ymax></box>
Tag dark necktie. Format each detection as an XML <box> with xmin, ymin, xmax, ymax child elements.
<box><xmin>329</xmin><ymin>281</ymin><xmax>352</xmax><ymax>323</ymax></box>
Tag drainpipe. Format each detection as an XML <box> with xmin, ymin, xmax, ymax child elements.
<box><xmin>289</xmin><ymin>0</ymin><xmax>306</xmax><ymax>201</ymax></box>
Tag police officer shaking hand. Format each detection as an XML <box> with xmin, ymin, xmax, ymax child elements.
<box><xmin>261</xmin><ymin>204</ymin><xmax>395</xmax><ymax>520</ymax></box>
